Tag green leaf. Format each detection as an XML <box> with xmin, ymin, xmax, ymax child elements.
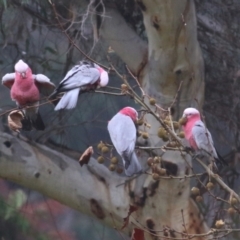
<box><xmin>4</xmin><ymin>190</ymin><xmax>27</xmax><ymax>220</ymax></box>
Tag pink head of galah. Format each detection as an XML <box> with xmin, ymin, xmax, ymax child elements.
<box><xmin>14</xmin><ymin>60</ymin><xmax>31</xmax><ymax>78</ymax></box>
<box><xmin>98</xmin><ymin>67</ymin><xmax>109</xmax><ymax>87</ymax></box>
<box><xmin>120</xmin><ymin>107</ymin><xmax>138</xmax><ymax>122</ymax></box>
<box><xmin>182</xmin><ymin>108</ymin><xmax>201</xmax><ymax>122</ymax></box>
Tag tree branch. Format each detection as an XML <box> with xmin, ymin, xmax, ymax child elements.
<box><xmin>0</xmin><ymin>132</ymin><xmax>209</xmax><ymax>239</ymax></box>
<box><xmin>0</xmin><ymin>132</ymin><xmax>131</xmax><ymax>233</ymax></box>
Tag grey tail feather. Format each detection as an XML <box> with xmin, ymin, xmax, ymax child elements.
<box><xmin>54</xmin><ymin>88</ymin><xmax>80</xmax><ymax>111</ymax></box>
<box><xmin>212</xmin><ymin>160</ymin><xmax>219</xmax><ymax>172</ymax></box>
<box><xmin>21</xmin><ymin>112</ymin><xmax>45</xmax><ymax>131</ymax></box>
<box><xmin>216</xmin><ymin>150</ymin><xmax>228</xmax><ymax>166</ymax></box>
<box><xmin>123</xmin><ymin>152</ymin><xmax>142</xmax><ymax>177</ymax></box>
<box><xmin>21</xmin><ymin>118</ymin><xmax>33</xmax><ymax>131</ymax></box>
<box><xmin>32</xmin><ymin>112</ymin><xmax>45</xmax><ymax>130</ymax></box>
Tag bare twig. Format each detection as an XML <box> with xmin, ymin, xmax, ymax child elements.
<box><xmin>109</xmin><ymin>213</ymin><xmax>127</xmax><ymax>240</ymax></box>
<box><xmin>132</xmin><ymin>218</ymin><xmax>240</xmax><ymax>239</ymax></box>
<box><xmin>48</xmin><ymin>0</ymin><xmax>109</xmax><ymax>70</ymax></box>
<box><xmin>126</xmin><ymin>65</ymin><xmax>145</xmax><ymax>97</ymax></box>
<box><xmin>169</xmin><ymin>81</ymin><xmax>183</xmax><ymax>110</ymax></box>
<box><xmin>196</xmin><ymin>157</ymin><xmax>240</xmax><ymax>202</ymax></box>
<box><xmin>145</xmin><ymin>171</ymin><xmax>205</xmax><ymax>180</ymax></box>
<box><xmin>0</xmin><ymin>97</ymin><xmax>59</xmax><ymax>118</ymax></box>
<box><xmin>95</xmin><ymin>90</ymin><xmax>124</xmax><ymax>96</ymax></box>
<box><xmin>110</xmin><ymin>60</ymin><xmax>240</xmax><ymax>205</ymax></box>
<box><xmin>181</xmin><ymin>209</ymin><xmax>190</xmax><ymax>240</ymax></box>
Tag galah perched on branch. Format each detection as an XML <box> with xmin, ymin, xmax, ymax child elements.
<box><xmin>108</xmin><ymin>107</ymin><xmax>142</xmax><ymax>176</ymax></box>
<box><xmin>2</xmin><ymin>59</ymin><xmax>55</xmax><ymax>131</ymax></box>
<box><xmin>49</xmin><ymin>60</ymin><xmax>109</xmax><ymax>111</ymax></box>
<box><xmin>182</xmin><ymin>107</ymin><xmax>227</xmax><ymax>168</ymax></box>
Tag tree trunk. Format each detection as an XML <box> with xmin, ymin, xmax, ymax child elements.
<box><xmin>101</xmin><ymin>0</ymin><xmax>208</xmax><ymax>239</ymax></box>
<box><xmin>0</xmin><ymin>0</ymin><xmax>210</xmax><ymax>239</ymax></box>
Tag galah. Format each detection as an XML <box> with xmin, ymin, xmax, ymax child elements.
<box><xmin>108</xmin><ymin>107</ymin><xmax>142</xmax><ymax>176</ymax></box>
<box><xmin>49</xmin><ymin>60</ymin><xmax>109</xmax><ymax>111</ymax></box>
<box><xmin>182</xmin><ymin>107</ymin><xmax>226</xmax><ymax>167</ymax></box>
<box><xmin>2</xmin><ymin>59</ymin><xmax>55</xmax><ymax>131</ymax></box>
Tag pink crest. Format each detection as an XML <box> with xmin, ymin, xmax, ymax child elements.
<box><xmin>120</xmin><ymin>107</ymin><xmax>138</xmax><ymax>121</ymax></box>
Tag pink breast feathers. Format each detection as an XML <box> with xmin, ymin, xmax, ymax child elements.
<box><xmin>11</xmin><ymin>81</ymin><xmax>40</xmax><ymax>106</ymax></box>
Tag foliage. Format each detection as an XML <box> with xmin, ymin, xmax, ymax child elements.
<box><xmin>0</xmin><ymin>189</ymin><xmax>49</xmax><ymax>240</ymax></box>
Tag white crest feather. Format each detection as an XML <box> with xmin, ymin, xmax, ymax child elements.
<box><xmin>183</xmin><ymin>107</ymin><xmax>199</xmax><ymax>117</ymax></box>
<box><xmin>99</xmin><ymin>71</ymin><xmax>109</xmax><ymax>87</ymax></box>
<box><xmin>14</xmin><ymin>60</ymin><xmax>29</xmax><ymax>73</ymax></box>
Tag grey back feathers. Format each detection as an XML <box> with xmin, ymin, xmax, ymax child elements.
<box><xmin>55</xmin><ymin>89</ymin><xmax>80</xmax><ymax>110</ymax></box>
<box><xmin>52</xmin><ymin>61</ymin><xmax>101</xmax><ymax>110</ymax></box>
<box><xmin>108</xmin><ymin>113</ymin><xmax>142</xmax><ymax>176</ymax></box>
<box><xmin>60</xmin><ymin>62</ymin><xmax>100</xmax><ymax>90</ymax></box>
<box><xmin>192</xmin><ymin>120</ymin><xmax>218</xmax><ymax>159</ymax></box>
<box><xmin>122</xmin><ymin>150</ymin><xmax>142</xmax><ymax>176</ymax></box>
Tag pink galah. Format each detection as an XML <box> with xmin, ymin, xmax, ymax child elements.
<box><xmin>2</xmin><ymin>59</ymin><xmax>55</xmax><ymax>131</ymax></box>
<box><xmin>182</xmin><ymin>107</ymin><xmax>226</xmax><ymax>167</ymax></box>
<box><xmin>49</xmin><ymin>60</ymin><xmax>109</xmax><ymax>111</ymax></box>
<box><xmin>108</xmin><ymin>107</ymin><xmax>142</xmax><ymax>176</ymax></box>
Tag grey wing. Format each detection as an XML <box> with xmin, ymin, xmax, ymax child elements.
<box><xmin>33</xmin><ymin>74</ymin><xmax>55</xmax><ymax>96</ymax></box>
<box><xmin>2</xmin><ymin>73</ymin><xmax>15</xmax><ymax>89</ymax></box>
<box><xmin>192</xmin><ymin>120</ymin><xmax>218</xmax><ymax>158</ymax></box>
<box><xmin>108</xmin><ymin>113</ymin><xmax>136</xmax><ymax>159</ymax></box>
<box><xmin>59</xmin><ymin>64</ymin><xmax>100</xmax><ymax>90</ymax></box>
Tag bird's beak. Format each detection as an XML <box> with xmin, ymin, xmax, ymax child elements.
<box><xmin>21</xmin><ymin>72</ymin><xmax>26</xmax><ymax>78</ymax></box>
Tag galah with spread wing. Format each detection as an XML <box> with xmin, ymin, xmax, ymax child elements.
<box><xmin>49</xmin><ymin>60</ymin><xmax>109</xmax><ymax>111</ymax></box>
<box><xmin>108</xmin><ymin>107</ymin><xmax>142</xmax><ymax>176</ymax></box>
<box><xmin>2</xmin><ymin>59</ymin><xmax>55</xmax><ymax>131</ymax></box>
<box><xmin>182</xmin><ymin>107</ymin><xmax>227</xmax><ymax>167</ymax></box>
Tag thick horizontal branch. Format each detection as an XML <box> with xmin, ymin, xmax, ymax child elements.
<box><xmin>0</xmin><ymin>132</ymin><xmax>131</xmax><ymax>233</ymax></box>
<box><xmin>0</xmin><ymin>132</ymin><xmax>209</xmax><ymax>239</ymax></box>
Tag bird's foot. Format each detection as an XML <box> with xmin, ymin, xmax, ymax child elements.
<box><xmin>184</xmin><ymin>146</ymin><xmax>193</xmax><ymax>154</ymax></box>
<box><xmin>208</xmin><ymin>160</ymin><xmax>218</xmax><ymax>173</ymax></box>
